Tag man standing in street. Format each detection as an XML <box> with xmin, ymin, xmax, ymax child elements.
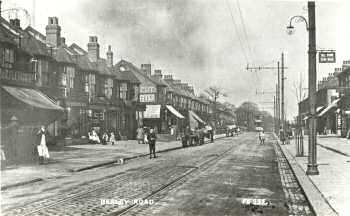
<box><xmin>147</xmin><ymin>128</ymin><xmax>157</xmax><ymax>159</ymax></box>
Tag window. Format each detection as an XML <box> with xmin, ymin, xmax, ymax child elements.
<box><xmin>60</xmin><ymin>66</ymin><xmax>75</xmax><ymax>96</ymax></box>
<box><xmin>120</xmin><ymin>82</ymin><xmax>128</xmax><ymax>99</ymax></box>
<box><xmin>84</xmin><ymin>73</ymin><xmax>96</xmax><ymax>100</ymax></box>
<box><xmin>66</xmin><ymin>66</ymin><xmax>75</xmax><ymax>89</ymax></box>
<box><xmin>35</xmin><ymin>59</ymin><xmax>49</xmax><ymax>86</ymax></box>
<box><xmin>2</xmin><ymin>48</ymin><xmax>15</xmax><ymax>68</ymax></box>
<box><xmin>133</xmin><ymin>85</ymin><xmax>139</xmax><ymax>101</ymax></box>
<box><xmin>104</xmin><ymin>78</ymin><xmax>113</xmax><ymax>99</ymax></box>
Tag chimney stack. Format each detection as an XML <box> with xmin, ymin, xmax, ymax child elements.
<box><xmin>141</xmin><ymin>64</ymin><xmax>151</xmax><ymax>77</ymax></box>
<box><xmin>164</xmin><ymin>75</ymin><xmax>173</xmax><ymax>81</ymax></box>
<box><xmin>173</xmin><ymin>79</ymin><xmax>181</xmax><ymax>85</ymax></box>
<box><xmin>106</xmin><ymin>45</ymin><xmax>113</xmax><ymax>67</ymax></box>
<box><xmin>87</xmin><ymin>36</ymin><xmax>100</xmax><ymax>62</ymax></box>
<box><xmin>46</xmin><ymin>17</ymin><xmax>61</xmax><ymax>47</ymax></box>
<box><xmin>152</xmin><ymin>69</ymin><xmax>162</xmax><ymax>80</ymax></box>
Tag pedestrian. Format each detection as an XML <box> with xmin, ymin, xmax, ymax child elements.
<box><xmin>102</xmin><ymin>131</ymin><xmax>109</xmax><ymax>145</ymax></box>
<box><xmin>147</xmin><ymin>128</ymin><xmax>157</xmax><ymax>159</ymax></box>
<box><xmin>184</xmin><ymin>126</ymin><xmax>190</xmax><ymax>147</ymax></box>
<box><xmin>36</xmin><ymin>125</ymin><xmax>50</xmax><ymax>164</ymax></box>
<box><xmin>136</xmin><ymin>127</ymin><xmax>144</xmax><ymax>144</ymax></box>
<box><xmin>279</xmin><ymin>127</ymin><xmax>285</xmax><ymax>145</ymax></box>
<box><xmin>143</xmin><ymin>127</ymin><xmax>149</xmax><ymax>144</ymax></box>
<box><xmin>110</xmin><ymin>132</ymin><xmax>117</xmax><ymax>145</ymax></box>
<box><xmin>1</xmin><ymin>145</ymin><xmax>6</xmax><ymax>170</ymax></box>
<box><xmin>259</xmin><ymin>130</ymin><xmax>265</xmax><ymax>145</ymax></box>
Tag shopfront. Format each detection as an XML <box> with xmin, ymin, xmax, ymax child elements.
<box><xmin>1</xmin><ymin>85</ymin><xmax>64</xmax><ymax>164</ymax></box>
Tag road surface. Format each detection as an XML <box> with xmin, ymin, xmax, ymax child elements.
<box><xmin>1</xmin><ymin>132</ymin><xmax>313</xmax><ymax>216</ymax></box>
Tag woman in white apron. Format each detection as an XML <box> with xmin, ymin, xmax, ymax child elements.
<box><xmin>37</xmin><ymin>126</ymin><xmax>50</xmax><ymax>164</ymax></box>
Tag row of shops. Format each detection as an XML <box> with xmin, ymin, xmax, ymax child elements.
<box><xmin>299</xmin><ymin>64</ymin><xmax>350</xmax><ymax>138</ymax></box>
<box><xmin>0</xmin><ymin>16</ymin><xmax>211</xmax><ymax>165</ymax></box>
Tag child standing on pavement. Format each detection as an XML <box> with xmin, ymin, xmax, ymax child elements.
<box><xmin>110</xmin><ymin>132</ymin><xmax>117</xmax><ymax>145</ymax></box>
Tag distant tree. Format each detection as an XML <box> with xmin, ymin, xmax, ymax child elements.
<box><xmin>235</xmin><ymin>101</ymin><xmax>260</xmax><ymax>131</ymax></box>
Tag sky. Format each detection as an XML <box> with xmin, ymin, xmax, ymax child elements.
<box><xmin>2</xmin><ymin>0</ymin><xmax>350</xmax><ymax>120</ymax></box>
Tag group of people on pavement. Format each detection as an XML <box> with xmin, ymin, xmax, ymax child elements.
<box><xmin>88</xmin><ymin>128</ymin><xmax>119</xmax><ymax>145</ymax></box>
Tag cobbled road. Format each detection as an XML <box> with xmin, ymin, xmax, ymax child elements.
<box><xmin>1</xmin><ymin>132</ymin><xmax>313</xmax><ymax>216</ymax></box>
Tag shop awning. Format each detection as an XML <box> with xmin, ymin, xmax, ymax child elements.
<box><xmin>189</xmin><ymin>110</ymin><xmax>206</xmax><ymax>124</ymax></box>
<box><xmin>318</xmin><ymin>98</ymin><xmax>341</xmax><ymax>117</ymax></box>
<box><xmin>144</xmin><ymin>105</ymin><xmax>161</xmax><ymax>119</ymax></box>
<box><xmin>316</xmin><ymin>106</ymin><xmax>324</xmax><ymax>112</ymax></box>
<box><xmin>166</xmin><ymin>105</ymin><xmax>184</xmax><ymax>119</ymax></box>
<box><xmin>2</xmin><ymin>86</ymin><xmax>63</xmax><ymax>110</ymax></box>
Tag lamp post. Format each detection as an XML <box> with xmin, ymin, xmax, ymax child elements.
<box><xmin>287</xmin><ymin>1</ymin><xmax>319</xmax><ymax>175</ymax></box>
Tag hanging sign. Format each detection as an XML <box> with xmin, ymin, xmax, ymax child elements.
<box><xmin>319</xmin><ymin>51</ymin><xmax>336</xmax><ymax>63</ymax></box>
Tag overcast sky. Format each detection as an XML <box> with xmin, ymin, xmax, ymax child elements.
<box><xmin>3</xmin><ymin>0</ymin><xmax>350</xmax><ymax>119</ymax></box>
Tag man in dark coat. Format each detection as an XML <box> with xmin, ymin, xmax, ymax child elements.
<box><xmin>147</xmin><ymin>128</ymin><xmax>157</xmax><ymax>159</ymax></box>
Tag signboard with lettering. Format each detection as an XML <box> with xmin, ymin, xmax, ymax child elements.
<box><xmin>319</xmin><ymin>51</ymin><xmax>336</xmax><ymax>63</ymax></box>
<box><xmin>140</xmin><ymin>86</ymin><xmax>156</xmax><ymax>93</ymax></box>
<box><xmin>140</xmin><ymin>94</ymin><xmax>155</xmax><ymax>102</ymax></box>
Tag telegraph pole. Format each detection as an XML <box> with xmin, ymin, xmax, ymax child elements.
<box><xmin>281</xmin><ymin>53</ymin><xmax>285</xmax><ymax>137</ymax></box>
<box><xmin>306</xmin><ymin>1</ymin><xmax>319</xmax><ymax>175</ymax></box>
<box><xmin>277</xmin><ymin>61</ymin><xmax>280</xmax><ymax>133</ymax></box>
<box><xmin>273</xmin><ymin>96</ymin><xmax>276</xmax><ymax>133</ymax></box>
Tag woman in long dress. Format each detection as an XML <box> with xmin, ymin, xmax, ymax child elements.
<box><xmin>37</xmin><ymin>126</ymin><xmax>50</xmax><ymax>164</ymax></box>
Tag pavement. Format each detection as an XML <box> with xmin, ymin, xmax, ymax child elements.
<box><xmin>276</xmin><ymin>134</ymin><xmax>350</xmax><ymax>216</ymax></box>
<box><xmin>0</xmin><ymin>134</ymin><xmax>227</xmax><ymax>190</ymax></box>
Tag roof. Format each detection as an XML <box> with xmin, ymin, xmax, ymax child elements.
<box><xmin>0</xmin><ymin>24</ymin><xmax>16</xmax><ymax>45</ymax></box>
<box><xmin>69</xmin><ymin>43</ymin><xmax>88</xmax><ymax>55</ymax></box>
<box><xmin>25</xmin><ymin>26</ymin><xmax>46</xmax><ymax>43</ymax></box>
<box><xmin>21</xmin><ymin>31</ymin><xmax>51</xmax><ymax>56</ymax></box>
<box><xmin>0</xmin><ymin>17</ymin><xmax>19</xmax><ymax>45</ymax></box>
<box><xmin>114</xmin><ymin>60</ymin><xmax>142</xmax><ymax>83</ymax></box>
<box><xmin>67</xmin><ymin>44</ymin><xmax>114</xmax><ymax>76</ymax></box>
<box><xmin>54</xmin><ymin>46</ymin><xmax>75</xmax><ymax>64</ymax></box>
<box><xmin>96</xmin><ymin>58</ymin><xmax>113</xmax><ymax>76</ymax></box>
<box><xmin>116</xmin><ymin>60</ymin><xmax>166</xmax><ymax>87</ymax></box>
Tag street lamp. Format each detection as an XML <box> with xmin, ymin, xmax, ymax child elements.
<box><xmin>287</xmin><ymin>1</ymin><xmax>319</xmax><ymax>175</ymax></box>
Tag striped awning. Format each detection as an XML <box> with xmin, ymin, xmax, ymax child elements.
<box><xmin>166</xmin><ymin>105</ymin><xmax>184</xmax><ymax>119</ymax></box>
<box><xmin>2</xmin><ymin>85</ymin><xmax>63</xmax><ymax>110</ymax></box>
<box><xmin>318</xmin><ymin>98</ymin><xmax>341</xmax><ymax>117</ymax></box>
<box><xmin>189</xmin><ymin>110</ymin><xmax>206</xmax><ymax>124</ymax></box>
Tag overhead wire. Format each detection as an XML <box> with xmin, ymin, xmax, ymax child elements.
<box><xmin>235</xmin><ymin>0</ymin><xmax>255</xmax><ymax>62</ymax></box>
<box><xmin>225</xmin><ymin>0</ymin><xmax>250</xmax><ymax>64</ymax></box>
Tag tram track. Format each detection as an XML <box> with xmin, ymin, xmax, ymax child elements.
<box><xmin>111</xmin><ymin>143</ymin><xmax>237</xmax><ymax>216</ymax></box>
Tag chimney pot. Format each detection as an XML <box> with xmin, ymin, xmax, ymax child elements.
<box><xmin>60</xmin><ymin>37</ymin><xmax>66</xmax><ymax>45</ymax></box>
<box><xmin>164</xmin><ymin>75</ymin><xmax>173</xmax><ymax>80</ymax></box>
<box><xmin>9</xmin><ymin>18</ymin><xmax>21</xmax><ymax>29</ymax></box>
